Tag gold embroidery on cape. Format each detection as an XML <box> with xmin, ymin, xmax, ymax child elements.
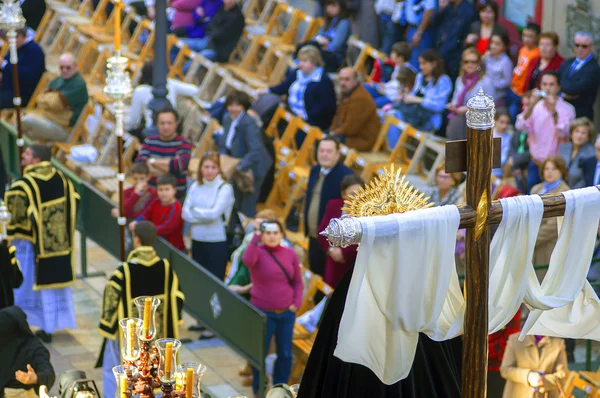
<box><xmin>127</xmin><ymin>246</ymin><xmax>161</xmax><ymax>267</ymax></box>
<box><xmin>6</xmin><ymin>191</ymin><xmax>29</xmax><ymax>230</ymax></box>
<box><xmin>100</xmin><ymin>281</ymin><xmax>122</xmax><ymax>330</ymax></box>
<box><xmin>24</xmin><ymin>161</ymin><xmax>56</xmax><ymax>181</ymax></box>
<box><xmin>39</xmin><ymin>197</ymin><xmax>70</xmax><ymax>258</ymax></box>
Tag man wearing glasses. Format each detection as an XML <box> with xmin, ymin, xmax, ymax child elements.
<box><xmin>558</xmin><ymin>31</ymin><xmax>600</xmax><ymax>120</ymax></box>
<box><xmin>22</xmin><ymin>53</ymin><xmax>89</xmax><ymax>142</ymax></box>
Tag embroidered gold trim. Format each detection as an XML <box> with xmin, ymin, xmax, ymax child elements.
<box><xmin>33</xmin><ymin>279</ymin><xmax>74</xmax><ymax>291</ymax></box>
<box><xmin>100</xmin><ymin>280</ymin><xmax>122</xmax><ymax>328</ymax></box>
<box><xmin>127</xmin><ymin>246</ymin><xmax>161</xmax><ymax>266</ymax></box>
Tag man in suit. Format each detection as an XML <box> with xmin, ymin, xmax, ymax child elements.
<box><xmin>579</xmin><ymin>136</ymin><xmax>600</xmax><ymax>188</ymax></box>
<box><xmin>557</xmin><ymin>31</ymin><xmax>600</xmax><ymax>120</ymax></box>
<box><xmin>218</xmin><ymin>91</ymin><xmax>272</xmax><ymax>217</ymax></box>
<box><xmin>305</xmin><ymin>136</ymin><xmax>353</xmax><ymax>277</ymax></box>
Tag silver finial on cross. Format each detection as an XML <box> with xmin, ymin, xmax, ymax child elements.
<box><xmin>466</xmin><ymin>88</ymin><xmax>495</xmax><ymax>130</ymax></box>
<box><xmin>0</xmin><ymin>200</ymin><xmax>11</xmax><ymax>241</ymax></box>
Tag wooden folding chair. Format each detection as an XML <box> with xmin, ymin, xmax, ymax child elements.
<box><xmin>183</xmin><ymin>52</ymin><xmax>214</xmax><ymax>85</ymax></box>
<box><xmin>265</xmin><ymin>105</ymin><xmax>294</xmax><ymax>140</ymax></box>
<box><xmin>264</xmin><ymin>165</ymin><xmax>309</xmax><ymax>235</ymax></box>
<box><xmin>39</xmin><ymin>0</ymin><xmax>93</xmax><ymax>51</ymax></box>
<box><xmin>188</xmin><ymin>117</ymin><xmax>222</xmax><ymax>177</ymax></box>
<box><xmin>168</xmin><ymin>37</ymin><xmax>194</xmax><ymax>81</ymax></box>
<box><xmin>243</xmin><ymin>0</ymin><xmax>276</xmax><ymax>26</ymax></box>
<box><xmin>276</xmin><ymin>10</ymin><xmax>323</xmax><ymax>54</ymax></box>
<box><xmin>410</xmin><ymin>136</ymin><xmax>446</xmax><ymax>184</ymax></box>
<box><xmin>345</xmin><ymin>36</ymin><xmax>388</xmax><ymax>81</ymax></box>
<box><xmin>94</xmin><ymin>136</ymin><xmax>141</xmax><ymax>198</ymax></box>
<box><xmin>274</xmin><ymin>117</ymin><xmax>323</xmax><ymax>172</ymax></box>
<box><xmin>52</xmin><ymin>102</ymin><xmax>96</xmax><ymax>161</ymax></box>
<box><xmin>196</xmin><ymin>65</ymin><xmax>230</xmax><ymax>107</ymax></box>
<box><xmin>122</xmin><ymin>19</ymin><xmax>155</xmax><ymax>71</ymax></box>
<box><xmin>258</xmin><ymin>2</ymin><xmax>300</xmax><ymax>45</ymax></box>
<box><xmin>561</xmin><ymin>369</ymin><xmax>600</xmax><ymax>397</ymax></box>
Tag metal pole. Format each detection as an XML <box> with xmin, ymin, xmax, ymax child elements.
<box><xmin>7</xmin><ymin>31</ymin><xmax>23</xmax><ymax>172</ymax></box>
<box><xmin>115</xmin><ymin>99</ymin><xmax>127</xmax><ymax>261</ymax></box>
<box><xmin>147</xmin><ymin>0</ymin><xmax>169</xmax><ymax>114</ymax></box>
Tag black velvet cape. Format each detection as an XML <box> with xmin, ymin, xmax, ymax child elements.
<box><xmin>297</xmin><ymin>268</ymin><xmax>463</xmax><ymax>398</ymax></box>
<box><xmin>0</xmin><ymin>242</ymin><xmax>23</xmax><ymax>309</ymax></box>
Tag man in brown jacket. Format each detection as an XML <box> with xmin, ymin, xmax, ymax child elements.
<box><xmin>329</xmin><ymin>68</ymin><xmax>381</xmax><ymax>151</ymax></box>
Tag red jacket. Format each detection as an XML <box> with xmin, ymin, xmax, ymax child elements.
<box><xmin>136</xmin><ymin>198</ymin><xmax>185</xmax><ymax>251</ymax></box>
<box><xmin>488</xmin><ymin>310</ymin><xmax>522</xmax><ymax>371</ymax></box>
<box><xmin>523</xmin><ymin>52</ymin><xmax>564</xmax><ymax>90</ymax></box>
<box><xmin>317</xmin><ymin>199</ymin><xmax>358</xmax><ymax>288</ymax></box>
<box><xmin>123</xmin><ymin>186</ymin><xmax>157</xmax><ymax>219</ymax></box>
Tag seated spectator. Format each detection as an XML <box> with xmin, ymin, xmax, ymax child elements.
<box><xmin>530</xmin><ymin>156</ymin><xmax>570</xmax><ymax>270</ymax></box>
<box><xmin>432</xmin><ymin>0</ymin><xmax>478</xmax><ymax>82</ymax></box>
<box><xmin>465</xmin><ymin>0</ymin><xmax>508</xmax><ymax>55</ymax></box>
<box><xmin>492</xmin><ymin>110</ymin><xmax>511</xmax><ymax>178</ymax></box>
<box><xmin>182</xmin><ymin>152</ymin><xmax>235</xmax><ymax>280</ymax></box>
<box><xmin>329</xmin><ymin>68</ymin><xmax>381</xmax><ymax>151</ymax></box>
<box><xmin>364</xmin><ymin>41</ymin><xmax>415</xmax><ymax>108</ymax></box>
<box><xmin>500</xmin><ymin>333</ymin><xmax>567</xmax><ymax>398</ymax></box>
<box><xmin>0</xmin><ymin>306</ymin><xmax>55</xmax><ymax>398</ymax></box>
<box><xmin>524</xmin><ymin>32</ymin><xmax>564</xmax><ymax>91</ymax></box>
<box><xmin>296</xmin><ymin>0</ymin><xmax>351</xmax><ymax>73</ymax></box>
<box><xmin>136</xmin><ymin>108</ymin><xmax>192</xmax><ymax>200</ymax></box>
<box><xmin>260</xmin><ymin>45</ymin><xmax>337</xmax><ymax>131</ymax></box>
<box><xmin>129</xmin><ymin>174</ymin><xmax>185</xmax><ymax>251</ymax></box>
<box><xmin>484</xmin><ymin>32</ymin><xmax>513</xmax><ymax>108</ymax></box>
<box><xmin>317</xmin><ymin>174</ymin><xmax>363</xmax><ymax>288</ymax></box>
<box><xmin>110</xmin><ymin>161</ymin><xmax>157</xmax><ymax>220</ymax></box>
<box><xmin>242</xmin><ymin>219</ymin><xmax>302</xmax><ymax>395</ymax></box>
<box><xmin>426</xmin><ymin>163</ymin><xmax>462</xmax><ymax>206</ymax></box>
<box><xmin>558</xmin><ymin>117</ymin><xmax>595</xmax><ymax>189</ymax></box>
<box><xmin>387</xmin><ymin>49</ymin><xmax>452</xmax><ymax>134</ymax></box>
<box><xmin>507</xmin><ymin>90</ymin><xmax>533</xmax><ymax>192</ymax></box>
<box><xmin>172</xmin><ymin>0</ymin><xmax>244</xmax><ymax>62</ymax></box>
<box><xmin>446</xmin><ymin>47</ymin><xmax>494</xmax><ymax>140</ymax></box>
<box><xmin>506</xmin><ymin>22</ymin><xmax>540</xmax><ymax>123</ymax></box>
<box><xmin>172</xmin><ymin>0</ymin><xmax>222</xmax><ymax>38</ymax></box>
<box><xmin>579</xmin><ymin>136</ymin><xmax>600</xmax><ymax>187</ymax></box>
<box><xmin>557</xmin><ymin>31</ymin><xmax>600</xmax><ymax>120</ymax></box>
<box><xmin>217</xmin><ymin>91</ymin><xmax>272</xmax><ymax>217</ymax></box>
<box><xmin>516</xmin><ymin>72</ymin><xmax>575</xmax><ymax>191</ymax></box>
<box><xmin>22</xmin><ymin>53</ymin><xmax>88</xmax><ymax>142</ymax></box>
<box><xmin>0</xmin><ymin>28</ymin><xmax>45</xmax><ymax>109</ymax></box>
<box><xmin>170</xmin><ymin>0</ymin><xmax>202</xmax><ymax>31</ymax></box>
<box><xmin>125</xmin><ymin>62</ymin><xmax>199</xmax><ymax>140</ymax></box>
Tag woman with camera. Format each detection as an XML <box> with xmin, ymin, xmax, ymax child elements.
<box><xmin>242</xmin><ymin>220</ymin><xmax>303</xmax><ymax>396</ymax></box>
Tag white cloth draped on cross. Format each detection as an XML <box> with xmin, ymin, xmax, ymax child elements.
<box><xmin>334</xmin><ymin>187</ymin><xmax>600</xmax><ymax>385</ymax></box>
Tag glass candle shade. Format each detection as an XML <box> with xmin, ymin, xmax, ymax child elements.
<box><xmin>289</xmin><ymin>384</ymin><xmax>300</xmax><ymax>398</ymax></box>
<box><xmin>155</xmin><ymin>338</ymin><xmax>181</xmax><ymax>384</ymax></box>
<box><xmin>119</xmin><ymin>318</ymin><xmax>142</xmax><ymax>362</ymax></box>
<box><xmin>112</xmin><ymin>366</ymin><xmax>128</xmax><ymax>398</ymax></box>
<box><xmin>134</xmin><ymin>296</ymin><xmax>161</xmax><ymax>341</ymax></box>
<box><xmin>177</xmin><ymin>362</ymin><xmax>207</xmax><ymax>398</ymax></box>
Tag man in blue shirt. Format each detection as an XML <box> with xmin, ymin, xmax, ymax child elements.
<box><xmin>404</xmin><ymin>0</ymin><xmax>437</xmax><ymax>69</ymax></box>
<box><xmin>431</xmin><ymin>0</ymin><xmax>478</xmax><ymax>81</ymax></box>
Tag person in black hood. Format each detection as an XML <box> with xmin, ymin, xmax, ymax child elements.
<box><xmin>0</xmin><ymin>306</ymin><xmax>55</xmax><ymax>398</ymax></box>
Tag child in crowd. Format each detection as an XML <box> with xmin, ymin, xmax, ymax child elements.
<box><xmin>130</xmin><ymin>173</ymin><xmax>185</xmax><ymax>251</ymax></box>
<box><xmin>365</xmin><ymin>42</ymin><xmax>416</xmax><ymax>108</ymax></box>
<box><xmin>484</xmin><ymin>32</ymin><xmax>513</xmax><ymax>108</ymax></box>
<box><xmin>506</xmin><ymin>22</ymin><xmax>541</xmax><ymax>123</ymax></box>
<box><xmin>111</xmin><ymin>162</ymin><xmax>157</xmax><ymax>220</ymax></box>
<box><xmin>492</xmin><ymin>110</ymin><xmax>512</xmax><ymax>178</ymax></box>
<box><xmin>507</xmin><ymin>90</ymin><xmax>533</xmax><ymax>192</ymax></box>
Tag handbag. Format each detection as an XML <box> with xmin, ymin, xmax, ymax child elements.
<box><xmin>219</xmin><ymin>154</ymin><xmax>241</xmax><ymax>181</ymax></box>
<box><xmin>233</xmin><ymin>168</ymin><xmax>255</xmax><ymax>193</ymax></box>
<box><xmin>265</xmin><ymin>249</ymin><xmax>294</xmax><ymax>288</ymax></box>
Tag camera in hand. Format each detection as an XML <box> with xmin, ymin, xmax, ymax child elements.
<box><xmin>534</xmin><ymin>89</ymin><xmax>547</xmax><ymax>98</ymax></box>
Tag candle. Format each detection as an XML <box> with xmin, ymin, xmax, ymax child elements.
<box><xmin>165</xmin><ymin>341</ymin><xmax>174</xmax><ymax>375</ymax></box>
<box><xmin>114</xmin><ymin>0</ymin><xmax>121</xmax><ymax>52</ymax></box>
<box><xmin>126</xmin><ymin>319</ymin><xmax>135</xmax><ymax>358</ymax></box>
<box><xmin>120</xmin><ymin>374</ymin><xmax>128</xmax><ymax>398</ymax></box>
<box><xmin>142</xmin><ymin>297</ymin><xmax>151</xmax><ymax>338</ymax></box>
<box><xmin>185</xmin><ymin>368</ymin><xmax>194</xmax><ymax>398</ymax></box>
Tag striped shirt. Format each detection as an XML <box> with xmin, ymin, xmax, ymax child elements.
<box><xmin>136</xmin><ymin>134</ymin><xmax>192</xmax><ymax>199</ymax></box>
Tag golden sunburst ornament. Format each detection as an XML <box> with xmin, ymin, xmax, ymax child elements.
<box><xmin>343</xmin><ymin>165</ymin><xmax>433</xmax><ymax>217</ymax></box>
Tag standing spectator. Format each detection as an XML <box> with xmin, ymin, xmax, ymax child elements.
<box><xmin>182</xmin><ymin>152</ymin><xmax>235</xmax><ymax>280</ymax></box>
<box><xmin>261</xmin><ymin>46</ymin><xmax>337</xmax><ymax>131</ymax></box>
<box><xmin>559</xmin><ymin>118</ymin><xmax>595</xmax><ymax>189</ymax></box>
<box><xmin>446</xmin><ymin>47</ymin><xmax>494</xmax><ymax>140</ymax></box>
<box><xmin>136</xmin><ymin>108</ymin><xmax>192</xmax><ymax>200</ymax></box>
<box><xmin>530</xmin><ymin>156</ymin><xmax>570</xmax><ymax>269</ymax></box>
<box><xmin>506</xmin><ymin>22</ymin><xmax>540</xmax><ymax>123</ymax></box>
<box><xmin>508</xmin><ymin>91</ymin><xmax>533</xmax><ymax>192</ymax></box>
<box><xmin>404</xmin><ymin>0</ymin><xmax>437</xmax><ymax>69</ymax></box>
<box><xmin>516</xmin><ymin>72</ymin><xmax>575</xmax><ymax>191</ymax></box>
<box><xmin>22</xmin><ymin>53</ymin><xmax>89</xmax><ymax>142</ymax></box>
<box><xmin>297</xmin><ymin>0</ymin><xmax>351</xmax><ymax>73</ymax></box>
<box><xmin>0</xmin><ymin>28</ymin><xmax>45</xmax><ymax>109</ymax></box>
<box><xmin>524</xmin><ymin>32</ymin><xmax>564</xmax><ymax>91</ymax></box>
<box><xmin>488</xmin><ymin>311</ymin><xmax>521</xmax><ymax>398</ymax></box>
<box><xmin>557</xmin><ymin>31</ymin><xmax>600</xmax><ymax>121</ymax></box>
<box><xmin>305</xmin><ymin>137</ymin><xmax>353</xmax><ymax>277</ymax></box>
<box><xmin>500</xmin><ymin>333</ymin><xmax>567</xmax><ymax>398</ymax></box>
<box><xmin>431</xmin><ymin>0</ymin><xmax>478</xmax><ymax>82</ymax></box>
<box><xmin>427</xmin><ymin>163</ymin><xmax>462</xmax><ymax>206</ymax></box>
<box><xmin>374</xmin><ymin>0</ymin><xmax>402</xmax><ymax>55</ymax></box>
<box><xmin>317</xmin><ymin>174</ymin><xmax>364</xmax><ymax>288</ymax></box>
<box><xmin>172</xmin><ymin>0</ymin><xmax>222</xmax><ymax>38</ymax></box>
<box><xmin>329</xmin><ymin>68</ymin><xmax>381</xmax><ymax>151</ymax></box>
<box><xmin>130</xmin><ymin>174</ymin><xmax>185</xmax><ymax>251</ymax></box>
<box><xmin>492</xmin><ymin>110</ymin><xmax>512</xmax><ymax>179</ymax></box>
<box><xmin>110</xmin><ymin>162</ymin><xmax>157</xmax><ymax>220</ymax></box>
<box><xmin>217</xmin><ymin>91</ymin><xmax>272</xmax><ymax>217</ymax></box>
<box><xmin>242</xmin><ymin>220</ymin><xmax>303</xmax><ymax>396</ymax></box>
<box><xmin>484</xmin><ymin>32</ymin><xmax>513</xmax><ymax>108</ymax></box>
<box><xmin>465</xmin><ymin>0</ymin><xmax>507</xmax><ymax>55</ymax></box>
<box><xmin>579</xmin><ymin>136</ymin><xmax>600</xmax><ymax>187</ymax></box>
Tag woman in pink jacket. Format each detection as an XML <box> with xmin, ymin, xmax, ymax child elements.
<box><xmin>170</xmin><ymin>0</ymin><xmax>202</xmax><ymax>30</ymax></box>
<box><xmin>242</xmin><ymin>219</ymin><xmax>303</xmax><ymax>395</ymax></box>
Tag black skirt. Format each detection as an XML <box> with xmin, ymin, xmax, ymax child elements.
<box><xmin>297</xmin><ymin>267</ymin><xmax>463</xmax><ymax>398</ymax></box>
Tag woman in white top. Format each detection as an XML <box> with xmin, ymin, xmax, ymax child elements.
<box><xmin>182</xmin><ymin>152</ymin><xmax>235</xmax><ymax>280</ymax></box>
<box><xmin>125</xmin><ymin>62</ymin><xmax>200</xmax><ymax>135</ymax></box>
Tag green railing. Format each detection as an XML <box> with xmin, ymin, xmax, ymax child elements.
<box><xmin>0</xmin><ymin>122</ymin><xmax>267</xmax><ymax>396</ymax></box>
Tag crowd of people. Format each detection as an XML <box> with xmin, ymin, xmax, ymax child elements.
<box><xmin>2</xmin><ymin>0</ymin><xmax>600</xmax><ymax>397</ymax></box>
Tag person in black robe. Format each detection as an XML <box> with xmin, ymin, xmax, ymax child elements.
<box><xmin>297</xmin><ymin>267</ymin><xmax>463</xmax><ymax>398</ymax></box>
<box><xmin>0</xmin><ymin>242</ymin><xmax>23</xmax><ymax>309</ymax></box>
<box><xmin>0</xmin><ymin>306</ymin><xmax>56</xmax><ymax>398</ymax></box>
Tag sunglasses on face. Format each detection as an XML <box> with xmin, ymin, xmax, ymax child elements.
<box><xmin>463</xmin><ymin>59</ymin><xmax>478</xmax><ymax>64</ymax></box>
<box><xmin>575</xmin><ymin>43</ymin><xmax>590</xmax><ymax>48</ymax></box>
<box><xmin>60</xmin><ymin>65</ymin><xmax>72</xmax><ymax>70</ymax></box>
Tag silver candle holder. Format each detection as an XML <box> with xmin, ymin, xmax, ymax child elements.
<box><xmin>0</xmin><ymin>200</ymin><xmax>11</xmax><ymax>241</ymax></box>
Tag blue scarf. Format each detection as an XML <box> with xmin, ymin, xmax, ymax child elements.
<box><xmin>540</xmin><ymin>178</ymin><xmax>562</xmax><ymax>194</ymax></box>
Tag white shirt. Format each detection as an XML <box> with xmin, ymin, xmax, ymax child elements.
<box><xmin>182</xmin><ymin>175</ymin><xmax>235</xmax><ymax>242</ymax></box>
<box><xmin>225</xmin><ymin>111</ymin><xmax>246</xmax><ymax>149</ymax></box>
<box><xmin>125</xmin><ymin>79</ymin><xmax>199</xmax><ymax>130</ymax></box>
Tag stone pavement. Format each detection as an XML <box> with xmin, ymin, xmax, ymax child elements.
<box><xmin>42</xmin><ymin>233</ymin><xmax>253</xmax><ymax>398</ymax></box>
